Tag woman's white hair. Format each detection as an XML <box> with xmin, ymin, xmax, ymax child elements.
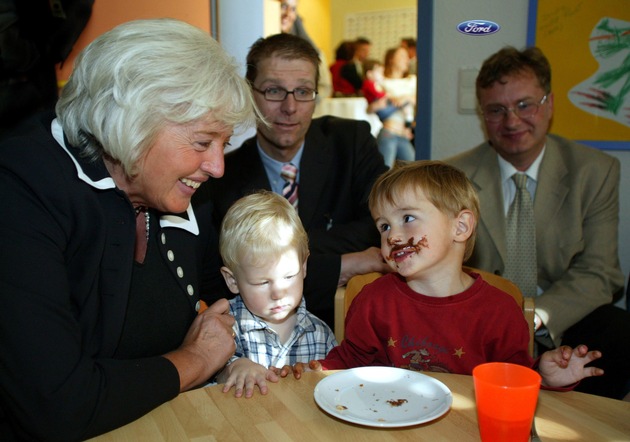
<box><xmin>56</xmin><ymin>18</ymin><xmax>258</xmax><ymax>176</ymax></box>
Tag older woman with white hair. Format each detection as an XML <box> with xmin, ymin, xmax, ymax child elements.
<box><xmin>0</xmin><ymin>19</ymin><xmax>258</xmax><ymax>440</ymax></box>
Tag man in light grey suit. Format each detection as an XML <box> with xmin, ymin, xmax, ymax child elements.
<box><xmin>446</xmin><ymin>46</ymin><xmax>629</xmax><ymax>399</ymax></box>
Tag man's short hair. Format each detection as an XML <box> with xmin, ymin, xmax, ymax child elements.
<box><xmin>246</xmin><ymin>33</ymin><xmax>321</xmax><ymax>87</ymax></box>
<box><xmin>476</xmin><ymin>46</ymin><xmax>551</xmax><ymax>99</ymax></box>
<box><xmin>335</xmin><ymin>40</ymin><xmax>355</xmax><ymax>61</ymax></box>
<box><xmin>401</xmin><ymin>37</ymin><xmax>416</xmax><ymax>48</ymax></box>
<box><xmin>369</xmin><ymin>161</ymin><xmax>480</xmax><ymax>261</ymax></box>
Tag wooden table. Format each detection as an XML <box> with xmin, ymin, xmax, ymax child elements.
<box><xmin>89</xmin><ymin>371</ymin><xmax>630</xmax><ymax>441</ymax></box>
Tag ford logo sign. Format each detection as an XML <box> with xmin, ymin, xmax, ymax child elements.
<box><xmin>456</xmin><ymin>20</ymin><xmax>501</xmax><ymax>36</ymax></box>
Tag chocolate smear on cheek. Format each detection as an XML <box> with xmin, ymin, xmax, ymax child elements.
<box><xmin>385</xmin><ymin>235</ymin><xmax>429</xmax><ymax>262</ymax></box>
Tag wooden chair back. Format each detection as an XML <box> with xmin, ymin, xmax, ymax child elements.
<box><xmin>334</xmin><ymin>272</ymin><xmax>382</xmax><ymax>343</ymax></box>
<box><xmin>334</xmin><ymin>268</ymin><xmax>535</xmax><ymax>357</ymax></box>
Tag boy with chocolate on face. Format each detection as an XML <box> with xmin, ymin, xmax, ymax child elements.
<box><xmin>287</xmin><ymin>161</ymin><xmax>604</xmax><ymax>389</ymax></box>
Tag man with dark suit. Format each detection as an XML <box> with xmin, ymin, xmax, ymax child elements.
<box><xmin>205</xmin><ymin>33</ymin><xmax>389</xmax><ymax>327</ymax></box>
<box><xmin>0</xmin><ymin>0</ymin><xmax>94</xmax><ymax>137</ymax></box>
<box><xmin>446</xmin><ymin>46</ymin><xmax>629</xmax><ymax>399</ymax></box>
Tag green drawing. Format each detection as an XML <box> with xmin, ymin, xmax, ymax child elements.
<box><xmin>570</xmin><ymin>17</ymin><xmax>630</xmax><ymax>127</ymax></box>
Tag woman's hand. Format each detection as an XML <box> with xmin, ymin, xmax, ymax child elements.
<box><xmin>163</xmin><ymin>298</ymin><xmax>235</xmax><ymax>391</ymax></box>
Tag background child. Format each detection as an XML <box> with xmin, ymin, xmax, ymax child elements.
<box><xmin>288</xmin><ymin>161</ymin><xmax>603</xmax><ymax>389</ymax></box>
<box><xmin>218</xmin><ymin>191</ymin><xmax>337</xmax><ymax>397</ymax></box>
<box><xmin>361</xmin><ymin>58</ymin><xmax>413</xmax><ymax>123</ymax></box>
<box><xmin>365</xmin><ymin>49</ymin><xmax>416</xmax><ymax>168</ymax></box>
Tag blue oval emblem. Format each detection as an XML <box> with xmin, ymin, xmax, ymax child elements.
<box><xmin>456</xmin><ymin>20</ymin><xmax>501</xmax><ymax>36</ymax></box>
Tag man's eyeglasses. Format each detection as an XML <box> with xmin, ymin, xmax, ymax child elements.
<box><xmin>481</xmin><ymin>95</ymin><xmax>548</xmax><ymax>122</ymax></box>
<box><xmin>253</xmin><ymin>86</ymin><xmax>318</xmax><ymax>102</ymax></box>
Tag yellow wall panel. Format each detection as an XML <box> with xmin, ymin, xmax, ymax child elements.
<box><xmin>534</xmin><ymin>0</ymin><xmax>630</xmax><ymax>141</ymax></box>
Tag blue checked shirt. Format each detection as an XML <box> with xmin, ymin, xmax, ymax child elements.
<box><xmin>228</xmin><ymin>296</ymin><xmax>337</xmax><ymax>368</ymax></box>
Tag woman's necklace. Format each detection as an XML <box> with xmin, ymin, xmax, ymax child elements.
<box><xmin>134</xmin><ymin>206</ymin><xmax>150</xmax><ymax>263</ymax></box>
<box><xmin>134</xmin><ymin>206</ymin><xmax>150</xmax><ymax>241</ymax></box>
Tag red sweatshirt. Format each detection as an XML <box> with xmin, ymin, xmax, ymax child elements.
<box><xmin>322</xmin><ymin>272</ymin><xmax>532</xmax><ymax>374</ymax></box>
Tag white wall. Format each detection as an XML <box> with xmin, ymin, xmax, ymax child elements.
<box><xmin>218</xmin><ymin>0</ymin><xmax>281</xmax><ymax>150</ymax></box>
<box><xmin>430</xmin><ymin>0</ymin><xmax>529</xmax><ymax>160</ymax></box>
<box><xmin>218</xmin><ymin>0</ymin><xmax>280</xmax><ymax>75</ymax></box>
<box><xmin>430</xmin><ymin>0</ymin><xmax>629</xmax><ymax>302</ymax></box>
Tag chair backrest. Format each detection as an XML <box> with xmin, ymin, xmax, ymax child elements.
<box><xmin>334</xmin><ymin>268</ymin><xmax>535</xmax><ymax>357</ymax></box>
<box><xmin>463</xmin><ymin>266</ymin><xmax>535</xmax><ymax>357</ymax></box>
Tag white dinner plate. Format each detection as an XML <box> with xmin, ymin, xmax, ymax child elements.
<box><xmin>313</xmin><ymin>367</ymin><xmax>452</xmax><ymax>428</ymax></box>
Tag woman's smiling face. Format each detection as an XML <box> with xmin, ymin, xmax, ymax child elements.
<box><xmin>130</xmin><ymin>116</ymin><xmax>231</xmax><ymax>213</ymax></box>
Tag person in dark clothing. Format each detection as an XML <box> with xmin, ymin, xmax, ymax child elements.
<box><xmin>340</xmin><ymin>37</ymin><xmax>371</xmax><ymax>94</ymax></box>
<box><xmin>0</xmin><ymin>0</ymin><xmax>93</xmax><ymax>137</ymax></box>
<box><xmin>204</xmin><ymin>34</ymin><xmax>389</xmax><ymax>329</ymax></box>
<box><xmin>0</xmin><ymin>19</ymin><xmax>257</xmax><ymax>440</ymax></box>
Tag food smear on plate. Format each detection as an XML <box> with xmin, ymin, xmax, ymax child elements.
<box><xmin>386</xmin><ymin>399</ymin><xmax>409</xmax><ymax>407</ymax></box>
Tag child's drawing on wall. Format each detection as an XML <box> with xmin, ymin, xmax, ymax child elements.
<box><xmin>570</xmin><ymin>17</ymin><xmax>630</xmax><ymax>127</ymax></box>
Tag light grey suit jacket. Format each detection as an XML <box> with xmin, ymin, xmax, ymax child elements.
<box><xmin>446</xmin><ymin>134</ymin><xmax>624</xmax><ymax>344</ymax></box>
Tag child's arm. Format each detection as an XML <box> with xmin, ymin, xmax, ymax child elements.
<box><xmin>218</xmin><ymin>357</ymin><xmax>280</xmax><ymax>398</ymax></box>
<box><xmin>538</xmin><ymin>345</ymin><xmax>604</xmax><ymax>388</ymax></box>
<box><xmin>366</xmin><ymin>96</ymin><xmax>389</xmax><ymax>113</ymax></box>
<box><xmin>389</xmin><ymin>95</ymin><xmax>416</xmax><ymax>108</ymax></box>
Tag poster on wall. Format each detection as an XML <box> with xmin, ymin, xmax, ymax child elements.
<box><xmin>344</xmin><ymin>8</ymin><xmax>417</xmax><ymax>62</ymax></box>
<box><xmin>527</xmin><ymin>0</ymin><xmax>630</xmax><ymax>150</ymax></box>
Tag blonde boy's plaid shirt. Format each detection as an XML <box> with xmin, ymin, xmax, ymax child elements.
<box><xmin>228</xmin><ymin>296</ymin><xmax>337</xmax><ymax>368</ymax></box>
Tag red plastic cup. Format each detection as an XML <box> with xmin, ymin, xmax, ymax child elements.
<box><xmin>473</xmin><ymin>362</ymin><xmax>541</xmax><ymax>442</ymax></box>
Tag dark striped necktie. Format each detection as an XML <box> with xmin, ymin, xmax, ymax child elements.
<box><xmin>281</xmin><ymin>163</ymin><xmax>298</xmax><ymax>208</ymax></box>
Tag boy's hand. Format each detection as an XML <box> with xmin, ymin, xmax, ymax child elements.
<box><xmin>270</xmin><ymin>365</ymin><xmax>294</xmax><ymax>378</ymax></box>
<box><xmin>219</xmin><ymin>358</ymin><xmax>279</xmax><ymax>398</ymax></box>
<box><xmin>293</xmin><ymin>360</ymin><xmax>323</xmax><ymax>379</ymax></box>
<box><xmin>539</xmin><ymin>345</ymin><xmax>604</xmax><ymax>388</ymax></box>
<box><xmin>271</xmin><ymin>360</ymin><xmax>323</xmax><ymax>379</ymax></box>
